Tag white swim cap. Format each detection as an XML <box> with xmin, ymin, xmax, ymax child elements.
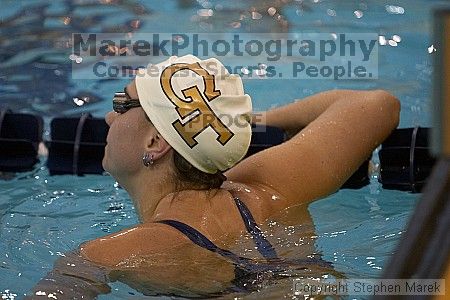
<box><xmin>135</xmin><ymin>55</ymin><xmax>252</xmax><ymax>174</ymax></box>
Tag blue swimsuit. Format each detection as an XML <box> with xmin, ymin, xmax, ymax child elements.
<box><xmin>156</xmin><ymin>194</ymin><xmax>333</xmax><ymax>293</ymax></box>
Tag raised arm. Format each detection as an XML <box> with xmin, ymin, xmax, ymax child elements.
<box><xmin>226</xmin><ymin>89</ymin><xmax>400</xmax><ymax>205</ymax></box>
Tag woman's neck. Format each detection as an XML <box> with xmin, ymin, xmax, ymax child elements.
<box><xmin>119</xmin><ymin>167</ymin><xmax>222</xmax><ymax>223</ymax></box>
<box><xmin>121</xmin><ymin>169</ymin><xmax>178</xmax><ymax>223</ymax></box>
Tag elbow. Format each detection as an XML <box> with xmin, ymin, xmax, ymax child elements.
<box><xmin>371</xmin><ymin>89</ymin><xmax>401</xmax><ymax>130</ymax></box>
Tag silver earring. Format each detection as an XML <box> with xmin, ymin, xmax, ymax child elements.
<box><xmin>143</xmin><ymin>153</ymin><xmax>153</xmax><ymax>167</ymax></box>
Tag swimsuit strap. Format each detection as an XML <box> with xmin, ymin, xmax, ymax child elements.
<box><xmin>155</xmin><ymin>219</ymin><xmax>253</xmax><ymax>269</ymax></box>
<box><xmin>155</xmin><ymin>219</ymin><xmax>260</xmax><ymax>293</ymax></box>
<box><xmin>231</xmin><ymin>194</ymin><xmax>278</xmax><ymax>260</ymax></box>
<box><xmin>155</xmin><ymin>220</ymin><xmax>334</xmax><ymax>293</ymax></box>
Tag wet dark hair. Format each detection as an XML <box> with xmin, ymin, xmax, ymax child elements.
<box><xmin>173</xmin><ymin>151</ymin><xmax>226</xmax><ymax>189</ymax></box>
<box><xmin>143</xmin><ymin>113</ymin><xmax>226</xmax><ymax>189</ymax></box>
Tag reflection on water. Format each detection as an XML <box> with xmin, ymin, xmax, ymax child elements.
<box><xmin>0</xmin><ymin>0</ymin><xmax>293</xmax><ymax>116</ymax></box>
<box><xmin>0</xmin><ymin>0</ymin><xmax>438</xmax><ymax>127</ymax></box>
<box><xmin>0</xmin><ymin>0</ymin><xmax>151</xmax><ymax>115</ymax></box>
<box><xmin>0</xmin><ymin>0</ymin><xmax>441</xmax><ymax>298</ymax></box>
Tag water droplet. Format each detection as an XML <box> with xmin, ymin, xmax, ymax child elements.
<box><xmin>73</xmin><ymin>97</ymin><xmax>85</xmax><ymax>106</ymax></box>
<box><xmin>326</xmin><ymin>9</ymin><xmax>336</xmax><ymax>17</ymax></box>
<box><xmin>354</xmin><ymin>10</ymin><xmax>363</xmax><ymax>18</ymax></box>
<box><xmin>172</xmin><ymin>35</ymin><xmax>185</xmax><ymax>43</ymax></box>
<box><xmin>240</xmin><ymin>67</ymin><xmax>250</xmax><ymax>75</ymax></box>
<box><xmin>258</xmin><ymin>63</ymin><xmax>267</xmax><ymax>69</ymax></box>
<box><xmin>385</xmin><ymin>5</ymin><xmax>404</xmax><ymax>14</ymax></box>
<box><xmin>378</xmin><ymin>35</ymin><xmax>387</xmax><ymax>46</ymax></box>
<box><xmin>254</xmin><ymin>69</ymin><xmax>267</xmax><ymax>77</ymax></box>
<box><xmin>251</xmin><ymin>11</ymin><xmax>262</xmax><ymax>20</ymax></box>
<box><xmin>48</xmin><ymin>293</ymin><xmax>58</xmax><ymax>299</ymax></box>
<box><xmin>62</xmin><ymin>16</ymin><xmax>71</xmax><ymax>25</ymax></box>
<box><xmin>392</xmin><ymin>34</ymin><xmax>401</xmax><ymax>43</ymax></box>
<box><xmin>428</xmin><ymin>44</ymin><xmax>436</xmax><ymax>53</ymax></box>
<box><xmin>130</xmin><ymin>19</ymin><xmax>141</xmax><ymax>29</ymax></box>
<box><xmin>388</xmin><ymin>40</ymin><xmax>398</xmax><ymax>47</ymax></box>
<box><xmin>197</xmin><ymin>9</ymin><xmax>213</xmax><ymax>17</ymax></box>
<box><xmin>267</xmin><ymin>7</ymin><xmax>277</xmax><ymax>16</ymax></box>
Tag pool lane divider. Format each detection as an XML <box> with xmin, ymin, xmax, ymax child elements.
<box><xmin>378</xmin><ymin>127</ymin><xmax>436</xmax><ymax>193</ymax></box>
<box><xmin>0</xmin><ymin>109</ymin><xmax>436</xmax><ymax>192</ymax></box>
<box><xmin>0</xmin><ymin>108</ymin><xmax>43</xmax><ymax>172</ymax></box>
<box><xmin>46</xmin><ymin>113</ymin><xmax>108</xmax><ymax>175</ymax></box>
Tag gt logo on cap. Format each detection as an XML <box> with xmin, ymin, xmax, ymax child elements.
<box><xmin>160</xmin><ymin>62</ymin><xmax>234</xmax><ymax>148</ymax></box>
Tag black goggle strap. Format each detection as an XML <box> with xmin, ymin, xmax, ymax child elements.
<box><xmin>113</xmin><ymin>90</ymin><xmax>141</xmax><ymax>113</ymax></box>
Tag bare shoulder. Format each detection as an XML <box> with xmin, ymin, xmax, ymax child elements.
<box><xmin>143</xmin><ymin>182</ymin><xmax>288</xmax><ymax>243</ymax></box>
<box><xmin>220</xmin><ymin>181</ymin><xmax>290</xmax><ymax>222</ymax></box>
<box><xmin>79</xmin><ymin>222</ymin><xmax>237</xmax><ymax>295</ymax></box>
<box><xmin>80</xmin><ymin>223</ymin><xmax>189</xmax><ymax>266</ymax></box>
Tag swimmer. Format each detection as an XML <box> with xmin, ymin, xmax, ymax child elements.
<box><xmin>28</xmin><ymin>55</ymin><xmax>400</xmax><ymax>298</ymax></box>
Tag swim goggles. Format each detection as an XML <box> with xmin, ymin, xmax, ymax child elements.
<box><xmin>113</xmin><ymin>88</ymin><xmax>141</xmax><ymax>113</ymax></box>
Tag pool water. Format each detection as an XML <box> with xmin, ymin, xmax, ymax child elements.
<box><xmin>0</xmin><ymin>0</ymin><xmax>444</xmax><ymax>299</ymax></box>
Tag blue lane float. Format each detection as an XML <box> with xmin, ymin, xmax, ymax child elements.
<box><xmin>46</xmin><ymin>113</ymin><xmax>108</xmax><ymax>175</ymax></box>
<box><xmin>0</xmin><ymin>111</ymin><xmax>436</xmax><ymax>192</ymax></box>
<box><xmin>378</xmin><ymin>127</ymin><xmax>435</xmax><ymax>193</ymax></box>
<box><xmin>0</xmin><ymin>109</ymin><xmax>43</xmax><ymax>172</ymax></box>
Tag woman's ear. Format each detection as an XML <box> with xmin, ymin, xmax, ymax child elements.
<box><xmin>145</xmin><ymin>133</ymin><xmax>172</xmax><ymax>161</ymax></box>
